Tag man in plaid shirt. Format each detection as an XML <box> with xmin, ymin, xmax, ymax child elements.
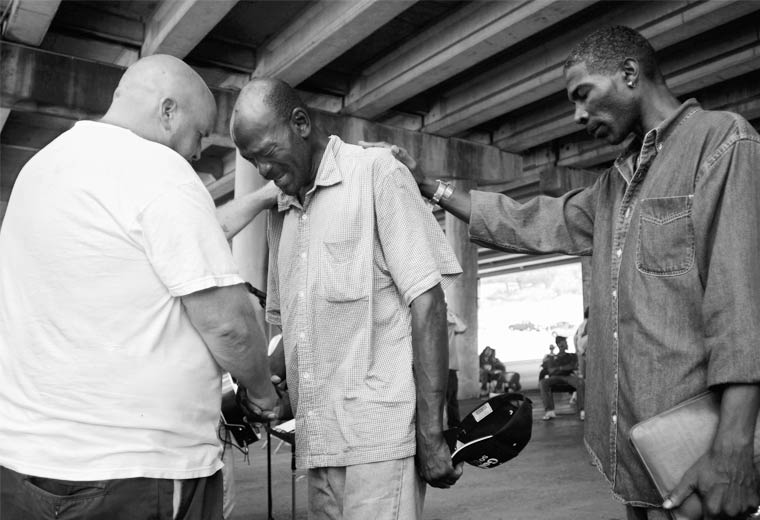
<box><xmin>230</xmin><ymin>78</ymin><xmax>464</xmax><ymax>519</ymax></box>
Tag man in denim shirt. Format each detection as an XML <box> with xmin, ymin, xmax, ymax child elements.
<box><xmin>367</xmin><ymin>26</ymin><xmax>760</xmax><ymax>519</ymax></box>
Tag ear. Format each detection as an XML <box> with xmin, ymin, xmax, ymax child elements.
<box><xmin>290</xmin><ymin>107</ymin><xmax>311</xmax><ymax>139</ymax></box>
<box><xmin>159</xmin><ymin>97</ymin><xmax>177</xmax><ymax>130</ymax></box>
<box><xmin>621</xmin><ymin>58</ymin><xmax>640</xmax><ymax>88</ymax></box>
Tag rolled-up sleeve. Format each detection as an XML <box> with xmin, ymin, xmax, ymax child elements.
<box><xmin>468</xmin><ymin>182</ymin><xmax>599</xmax><ymax>256</ymax></box>
<box><xmin>695</xmin><ymin>136</ymin><xmax>760</xmax><ymax>385</ymax></box>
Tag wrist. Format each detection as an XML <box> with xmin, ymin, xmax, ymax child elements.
<box><xmin>419</xmin><ymin>178</ymin><xmax>438</xmax><ymax>199</ymax></box>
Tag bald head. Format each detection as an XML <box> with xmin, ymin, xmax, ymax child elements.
<box><xmin>102</xmin><ymin>54</ymin><xmax>216</xmax><ymax>162</ymax></box>
<box><xmin>230</xmin><ymin>78</ymin><xmax>305</xmax><ymax>146</ymax></box>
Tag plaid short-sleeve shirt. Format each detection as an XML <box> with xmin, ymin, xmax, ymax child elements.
<box><xmin>266</xmin><ymin>136</ymin><xmax>461</xmax><ymax>468</ymax></box>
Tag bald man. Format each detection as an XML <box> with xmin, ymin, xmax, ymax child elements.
<box><xmin>229</xmin><ymin>78</ymin><xmax>463</xmax><ymax>519</ymax></box>
<box><xmin>0</xmin><ymin>55</ymin><xmax>277</xmax><ymax>520</ymax></box>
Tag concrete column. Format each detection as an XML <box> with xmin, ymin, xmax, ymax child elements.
<box><xmin>581</xmin><ymin>257</ymin><xmax>592</xmax><ymax>313</ymax></box>
<box><xmin>444</xmin><ymin>179</ymin><xmax>479</xmax><ymax>399</ymax></box>
<box><xmin>231</xmin><ymin>152</ymin><xmax>269</xmax><ymax>335</ymax></box>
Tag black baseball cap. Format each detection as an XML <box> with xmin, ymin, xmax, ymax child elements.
<box><xmin>444</xmin><ymin>393</ymin><xmax>533</xmax><ymax>469</ymax></box>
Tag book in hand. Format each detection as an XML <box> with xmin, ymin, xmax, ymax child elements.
<box><xmin>629</xmin><ymin>391</ymin><xmax>760</xmax><ymax>520</ymax></box>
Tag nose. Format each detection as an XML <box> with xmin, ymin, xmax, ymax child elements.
<box><xmin>574</xmin><ymin>104</ymin><xmax>588</xmax><ymax>126</ymax></box>
<box><xmin>258</xmin><ymin>161</ymin><xmax>272</xmax><ymax>178</ymax></box>
<box><xmin>191</xmin><ymin>142</ymin><xmax>202</xmax><ymax>163</ymax></box>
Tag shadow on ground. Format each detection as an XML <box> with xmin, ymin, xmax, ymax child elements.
<box><xmin>229</xmin><ymin>390</ymin><xmax>626</xmax><ymax>520</ymax></box>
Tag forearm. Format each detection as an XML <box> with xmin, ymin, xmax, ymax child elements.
<box><xmin>411</xmin><ymin>285</ymin><xmax>448</xmax><ymax>441</ymax></box>
<box><xmin>418</xmin><ymin>177</ymin><xmax>472</xmax><ymax>223</ymax></box>
<box><xmin>713</xmin><ymin>383</ymin><xmax>760</xmax><ymax>458</ymax></box>
<box><xmin>182</xmin><ymin>286</ymin><xmax>275</xmax><ymax>400</ymax></box>
<box><xmin>215</xmin><ymin>182</ymin><xmax>278</xmax><ymax>240</ymax></box>
<box><xmin>207</xmin><ymin>316</ymin><xmax>273</xmax><ymax>397</ymax></box>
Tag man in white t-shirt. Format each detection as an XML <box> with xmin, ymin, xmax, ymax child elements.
<box><xmin>0</xmin><ymin>55</ymin><xmax>278</xmax><ymax>520</ymax></box>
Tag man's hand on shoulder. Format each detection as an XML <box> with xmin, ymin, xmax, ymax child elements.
<box><xmin>416</xmin><ymin>430</ymin><xmax>464</xmax><ymax>489</ymax></box>
<box><xmin>358</xmin><ymin>140</ymin><xmax>421</xmax><ymax>185</ymax></box>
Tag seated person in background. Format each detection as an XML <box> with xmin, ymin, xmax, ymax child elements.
<box><xmin>538</xmin><ymin>344</ymin><xmax>556</xmax><ymax>381</ymax></box>
<box><xmin>479</xmin><ymin>346</ymin><xmax>506</xmax><ymax>396</ymax></box>
<box><xmin>539</xmin><ymin>336</ymin><xmax>585</xmax><ymax>421</ymax></box>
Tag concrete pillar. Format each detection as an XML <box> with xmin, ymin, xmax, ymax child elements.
<box><xmin>581</xmin><ymin>257</ymin><xmax>592</xmax><ymax>313</ymax></box>
<box><xmin>444</xmin><ymin>179</ymin><xmax>479</xmax><ymax>399</ymax></box>
<box><xmin>231</xmin><ymin>152</ymin><xmax>269</xmax><ymax>335</ymax></box>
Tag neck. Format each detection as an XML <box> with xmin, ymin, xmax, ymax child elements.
<box><xmin>297</xmin><ymin>126</ymin><xmax>331</xmax><ymax>202</ymax></box>
<box><xmin>100</xmin><ymin>105</ymin><xmax>158</xmax><ymax>144</ymax></box>
<box><xmin>634</xmin><ymin>82</ymin><xmax>681</xmax><ymax>138</ymax></box>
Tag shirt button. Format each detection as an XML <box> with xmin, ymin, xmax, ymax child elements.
<box><xmin>303</xmin><ymin>372</ymin><xmax>311</xmax><ymax>380</ymax></box>
<box><xmin>612</xmin><ymin>413</ymin><xmax>618</xmax><ymax>424</ymax></box>
<box><xmin>616</xmin><ymin>248</ymin><xmax>622</xmax><ymax>258</ymax></box>
<box><xmin>613</xmin><ymin>331</ymin><xmax>618</xmax><ymax>340</ymax></box>
<box><xmin>301</xmin><ymin>214</ymin><xmax>308</xmax><ymax>221</ymax></box>
<box><xmin>298</xmin><ymin>291</ymin><xmax>304</xmax><ymax>298</ymax></box>
<box><xmin>307</xmin><ymin>410</ymin><xmax>314</xmax><ymax>417</ymax></box>
<box><xmin>612</xmin><ymin>290</ymin><xmax>617</xmax><ymax>299</ymax></box>
<box><xmin>300</xmin><ymin>252</ymin><xmax>306</xmax><ymax>259</ymax></box>
<box><xmin>299</xmin><ymin>332</ymin><xmax>305</xmax><ymax>340</ymax></box>
<box><xmin>657</xmin><ymin>143</ymin><xmax>662</xmax><ymax>151</ymax></box>
<box><xmin>625</xmin><ymin>208</ymin><xmax>631</xmax><ymax>218</ymax></box>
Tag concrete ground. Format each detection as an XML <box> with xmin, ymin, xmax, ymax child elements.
<box><xmin>228</xmin><ymin>390</ymin><xmax>626</xmax><ymax>520</ymax></box>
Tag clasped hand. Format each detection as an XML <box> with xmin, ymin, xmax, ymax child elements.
<box><xmin>235</xmin><ymin>376</ymin><xmax>284</xmax><ymax>424</ymax></box>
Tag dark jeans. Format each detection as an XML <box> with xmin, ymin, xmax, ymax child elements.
<box><xmin>0</xmin><ymin>465</ymin><xmax>223</xmax><ymax>520</ymax></box>
<box><xmin>446</xmin><ymin>369</ymin><xmax>460</xmax><ymax>428</ymax></box>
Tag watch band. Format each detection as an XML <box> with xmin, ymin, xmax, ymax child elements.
<box><xmin>430</xmin><ymin>180</ymin><xmax>454</xmax><ymax>205</ymax></box>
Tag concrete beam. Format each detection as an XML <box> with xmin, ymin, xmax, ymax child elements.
<box><xmin>1</xmin><ymin>0</ymin><xmax>61</xmax><ymax>45</ymax></box>
<box><xmin>253</xmin><ymin>0</ymin><xmax>415</xmax><ymax>86</ymax></box>
<box><xmin>342</xmin><ymin>0</ymin><xmax>594</xmax><ymax>119</ymax></box>
<box><xmin>143</xmin><ymin>0</ymin><xmax>238</xmax><ymax>58</ymax></box>
<box><xmin>42</xmin><ymin>32</ymin><xmax>138</xmax><ymax>67</ymax></box>
<box><xmin>423</xmin><ymin>0</ymin><xmax>760</xmax><ymax>136</ymax></box>
<box><xmin>1</xmin><ymin>43</ymin><xmax>124</xmax><ymax>121</ymax></box>
<box><xmin>494</xmin><ymin>29</ymin><xmax>760</xmax><ymax>151</ymax></box>
<box><xmin>0</xmin><ymin>43</ymin><xmax>520</xmax><ymax>202</ymax></box>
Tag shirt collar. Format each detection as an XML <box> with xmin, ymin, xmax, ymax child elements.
<box><xmin>614</xmin><ymin>98</ymin><xmax>701</xmax><ymax>183</ymax></box>
<box><xmin>277</xmin><ymin>135</ymin><xmax>344</xmax><ymax>212</ymax></box>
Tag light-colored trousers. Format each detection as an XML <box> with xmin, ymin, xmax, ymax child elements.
<box><xmin>308</xmin><ymin>456</ymin><xmax>425</xmax><ymax>520</ymax></box>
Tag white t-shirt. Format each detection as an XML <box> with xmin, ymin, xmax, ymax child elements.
<box><xmin>0</xmin><ymin>121</ymin><xmax>244</xmax><ymax>480</ymax></box>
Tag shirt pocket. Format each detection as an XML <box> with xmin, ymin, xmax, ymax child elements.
<box><xmin>636</xmin><ymin>195</ymin><xmax>695</xmax><ymax>276</ymax></box>
<box><xmin>319</xmin><ymin>235</ymin><xmax>369</xmax><ymax>302</ymax></box>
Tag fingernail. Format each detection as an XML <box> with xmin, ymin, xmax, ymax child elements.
<box><xmin>391</xmin><ymin>145</ymin><xmax>399</xmax><ymax>154</ymax></box>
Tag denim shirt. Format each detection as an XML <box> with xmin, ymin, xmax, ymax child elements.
<box><xmin>469</xmin><ymin>100</ymin><xmax>760</xmax><ymax>504</ymax></box>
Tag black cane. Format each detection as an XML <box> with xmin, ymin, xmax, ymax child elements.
<box><xmin>267</xmin><ymin>425</ymin><xmax>274</xmax><ymax>520</ymax></box>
